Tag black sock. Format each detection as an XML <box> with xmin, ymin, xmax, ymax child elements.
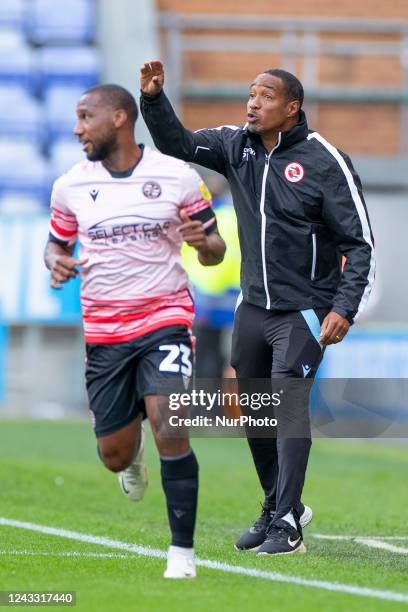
<box><xmin>160</xmin><ymin>450</ymin><xmax>199</xmax><ymax>548</ymax></box>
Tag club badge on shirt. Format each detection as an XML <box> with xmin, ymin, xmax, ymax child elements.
<box><xmin>284</xmin><ymin>162</ymin><xmax>304</xmax><ymax>183</ymax></box>
<box><xmin>143</xmin><ymin>181</ymin><xmax>162</xmax><ymax>199</ymax></box>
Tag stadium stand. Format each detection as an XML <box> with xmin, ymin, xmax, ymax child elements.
<box><xmin>0</xmin><ymin>0</ymin><xmax>26</xmax><ymax>29</ymax></box>
<box><xmin>27</xmin><ymin>0</ymin><xmax>96</xmax><ymax>44</ymax></box>
<box><xmin>157</xmin><ymin>2</ymin><xmax>408</xmax><ymax>186</ymax></box>
<box><xmin>0</xmin><ymin>139</ymin><xmax>49</xmax><ymax>200</ymax></box>
<box><xmin>0</xmin><ymin>191</ymin><xmax>44</xmax><ymax>215</ymax></box>
<box><xmin>38</xmin><ymin>46</ymin><xmax>100</xmax><ymax>92</ymax></box>
<box><xmin>0</xmin><ymin>85</ymin><xmax>43</xmax><ymax>144</ymax></box>
<box><xmin>0</xmin><ymin>0</ymin><xmax>99</xmax><ymax>211</ymax></box>
<box><xmin>45</xmin><ymin>84</ymin><xmax>89</xmax><ymax>143</ymax></box>
<box><xmin>0</xmin><ymin>0</ymin><xmax>27</xmax><ymax>30</ymax></box>
<box><xmin>49</xmin><ymin>138</ymin><xmax>82</xmax><ymax>183</ymax></box>
<box><xmin>0</xmin><ymin>29</ymin><xmax>35</xmax><ymax>93</ymax></box>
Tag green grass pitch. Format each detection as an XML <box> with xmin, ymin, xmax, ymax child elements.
<box><xmin>0</xmin><ymin>419</ymin><xmax>407</xmax><ymax>611</ymax></box>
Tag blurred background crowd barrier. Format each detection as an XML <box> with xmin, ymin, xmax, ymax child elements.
<box><xmin>0</xmin><ymin>0</ymin><xmax>407</xmax><ymax>416</ymax></box>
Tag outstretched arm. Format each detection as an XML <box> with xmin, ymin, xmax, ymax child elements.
<box><xmin>140</xmin><ymin>60</ymin><xmax>227</xmax><ymax>174</ymax></box>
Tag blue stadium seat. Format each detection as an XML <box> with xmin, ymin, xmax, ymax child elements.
<box><xmin>38</xmin><ymin>46</ymin><xmax>100</xmax><ymax>91</ymax></box>
<box><xmin>0</xmin><ymin>0</ymin><xmax>26</xmax><ymax>29</ymax></box>
<box><xmin>0</xmin><ymin>140</ymin><xmax>49</xmax><ymax>201</ymax></box>
<box><xmin>49</xmin><ymin>138</ymin><xmax>83</xmax><ymax>182</ymax></box>
<box><xmin>45</xmin><ymin>85</ymin><xmax>84</xmax><ymax>142</ymax></box>
<box><xmin>28</xmin><ymin>0</ymin><xmax>95</xmax><ymax>44</ymax></box>
<box><xmin>0</xmin><ymin>191</ymin><xmax>45</xmax><ymax>214</ymax></box>
<box><xmin>0</xmin><ymin>30</ymin><xmax>36</xmax><ymax>93</ymax></box>
<box><xmin>0</xmin><ymin>85</ymin><xmax>43</xmax><ymax>144</ymax></box>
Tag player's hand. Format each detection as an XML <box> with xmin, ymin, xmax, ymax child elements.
<box><xmin>178</xmin><ymin>209</ymin><xmax>207</xmax><ymax>250</ymax></box>
<box><xmin>320</xmin><ymin>312</ymin><xmax>350</xmax><ymax>345</ymax></box>
<box><xmin>140</xmin><ymin>60</ymin><xmax>164</xmax><ymax>96</ymax></box>
<box><xmin>49</xmin><ymin>256</ymin><xmax>88</xmax><ymax>289</ymax></box>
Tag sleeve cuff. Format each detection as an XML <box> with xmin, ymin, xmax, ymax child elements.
<box><xmin>140</xmin><ymin>90</ymin><xmax>163</xmax><ymax>102</ymax></box>
<box><xmin>331</xmin><ymin>306</ymin><xmax>354</xmax><ymax>325</ymax></box>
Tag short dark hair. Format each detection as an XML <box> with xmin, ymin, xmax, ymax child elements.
<box><xmin>84</xmin><ymin>84</ymin><xmax>139</xmax><ymax>125</ymax></box>
<box><xmin>263</xmin><ymin>69</ymin><xmax>304</xmax><ymax>108</ymax></box>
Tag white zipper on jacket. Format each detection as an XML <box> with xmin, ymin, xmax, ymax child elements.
<box><xmin>311</xmin><ymin>232</ymin><xmax>317</xmax><ymax>281</ymax></box>
<box><xmin>259</xmin><ymin>133</ymin><xmax>281</xmax><ymax>309</ymax></box>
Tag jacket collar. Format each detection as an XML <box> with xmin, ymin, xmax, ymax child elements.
<box><xmin>247</xmin><ymin>110</ymin><xmax>309</xmax><ymax>152</ymax></box>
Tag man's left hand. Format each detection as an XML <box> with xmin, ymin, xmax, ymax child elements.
<box><xmin>320</xmin><ymin>312</ymin><xmax>350</xmax><ymax>345</ymax></box>
<box><xmin>178</xmin><ymin>209</ymin><xmax>207</xmax><ymax>250</ymax></box>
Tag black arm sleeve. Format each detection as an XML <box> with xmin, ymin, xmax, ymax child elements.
<box><xmin>189</xmin><ymin>207</ymin><xmax>218</xmax><ymax>235</ymax></box>
<box><xmin>322</xmin><ymin>154</ymin><xmax>375</xmax><ymax>323</ymax></box>
<box><xmin>140</xmin><ymin>90</ymin><xmax>227</xmax><ymax>175</ymax></box>
<box><xmin>48</xmin><ymin>232</ymin><xmax>70</xmax><ymax>247</ymax></box>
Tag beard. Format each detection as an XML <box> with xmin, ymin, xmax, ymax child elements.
<box><xmin>86</xmin><ymin>137</ymin><xmax>117</xmax><ymax>162</ymax></box>
<box><xmin>246</xmin><ymin>123</ymin><xmax>263</xmax><ymax>135</ymax></box>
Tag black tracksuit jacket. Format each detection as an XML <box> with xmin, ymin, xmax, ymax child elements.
<box><xmin>140</xmin><ymin>91</ymin><xmax>375</xmax><ymax>323</ymax></box>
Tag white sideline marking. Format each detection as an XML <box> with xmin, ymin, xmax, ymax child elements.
<box><xmin>1</xmin><ymin>518</ymin><xmax>408</xmax><ymax>604</ymax></box>
<box><xmin>312</xmin><ymin>534</ymin><xmax>408</xmax><ymax>541</ymax></box>
<box><xmin>312</xmin><ymin>534</ymin><xmax>360</xmax><ymax>541</ymax></box>
<box><xmin>354</xmin><ymin>539</ymin><xmax>408</xmax><ymax>555</ymax></box>
<box><xmin>311</xmin><ymin>534</ymin><xmax>408</xmax><ymax>554</ymax></box>
<box><xmin>0</xmin><ymin>550</ymin><xmax>130</xmax><ymax>559</ymax></box>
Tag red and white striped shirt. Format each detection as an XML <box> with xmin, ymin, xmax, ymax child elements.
<box><xmin>49</xmin><ymin>145</ymin><xmax>216</xmax><ymax>343</ymax></box>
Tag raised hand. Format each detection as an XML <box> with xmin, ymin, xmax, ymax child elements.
<box><xmin>140</xmin><ymin>60</ymin><xmax>165</xmax><ymax>96</ymax></box>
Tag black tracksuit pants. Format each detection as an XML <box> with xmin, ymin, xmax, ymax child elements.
<box><xmin>231</xmin><ymin>300</ymin><xmax>328</xmax><ymax>521</ymax></box>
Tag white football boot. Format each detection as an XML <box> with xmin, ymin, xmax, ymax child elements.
<box><xmin>164</xmin><ymin>546</ymin><xmax>196</xmax><ymax>579</ymax></box>
<box><xmin>118</xmin><ymin>428</ymin><xmax>148</xmax><ymax>502</ymax></box>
